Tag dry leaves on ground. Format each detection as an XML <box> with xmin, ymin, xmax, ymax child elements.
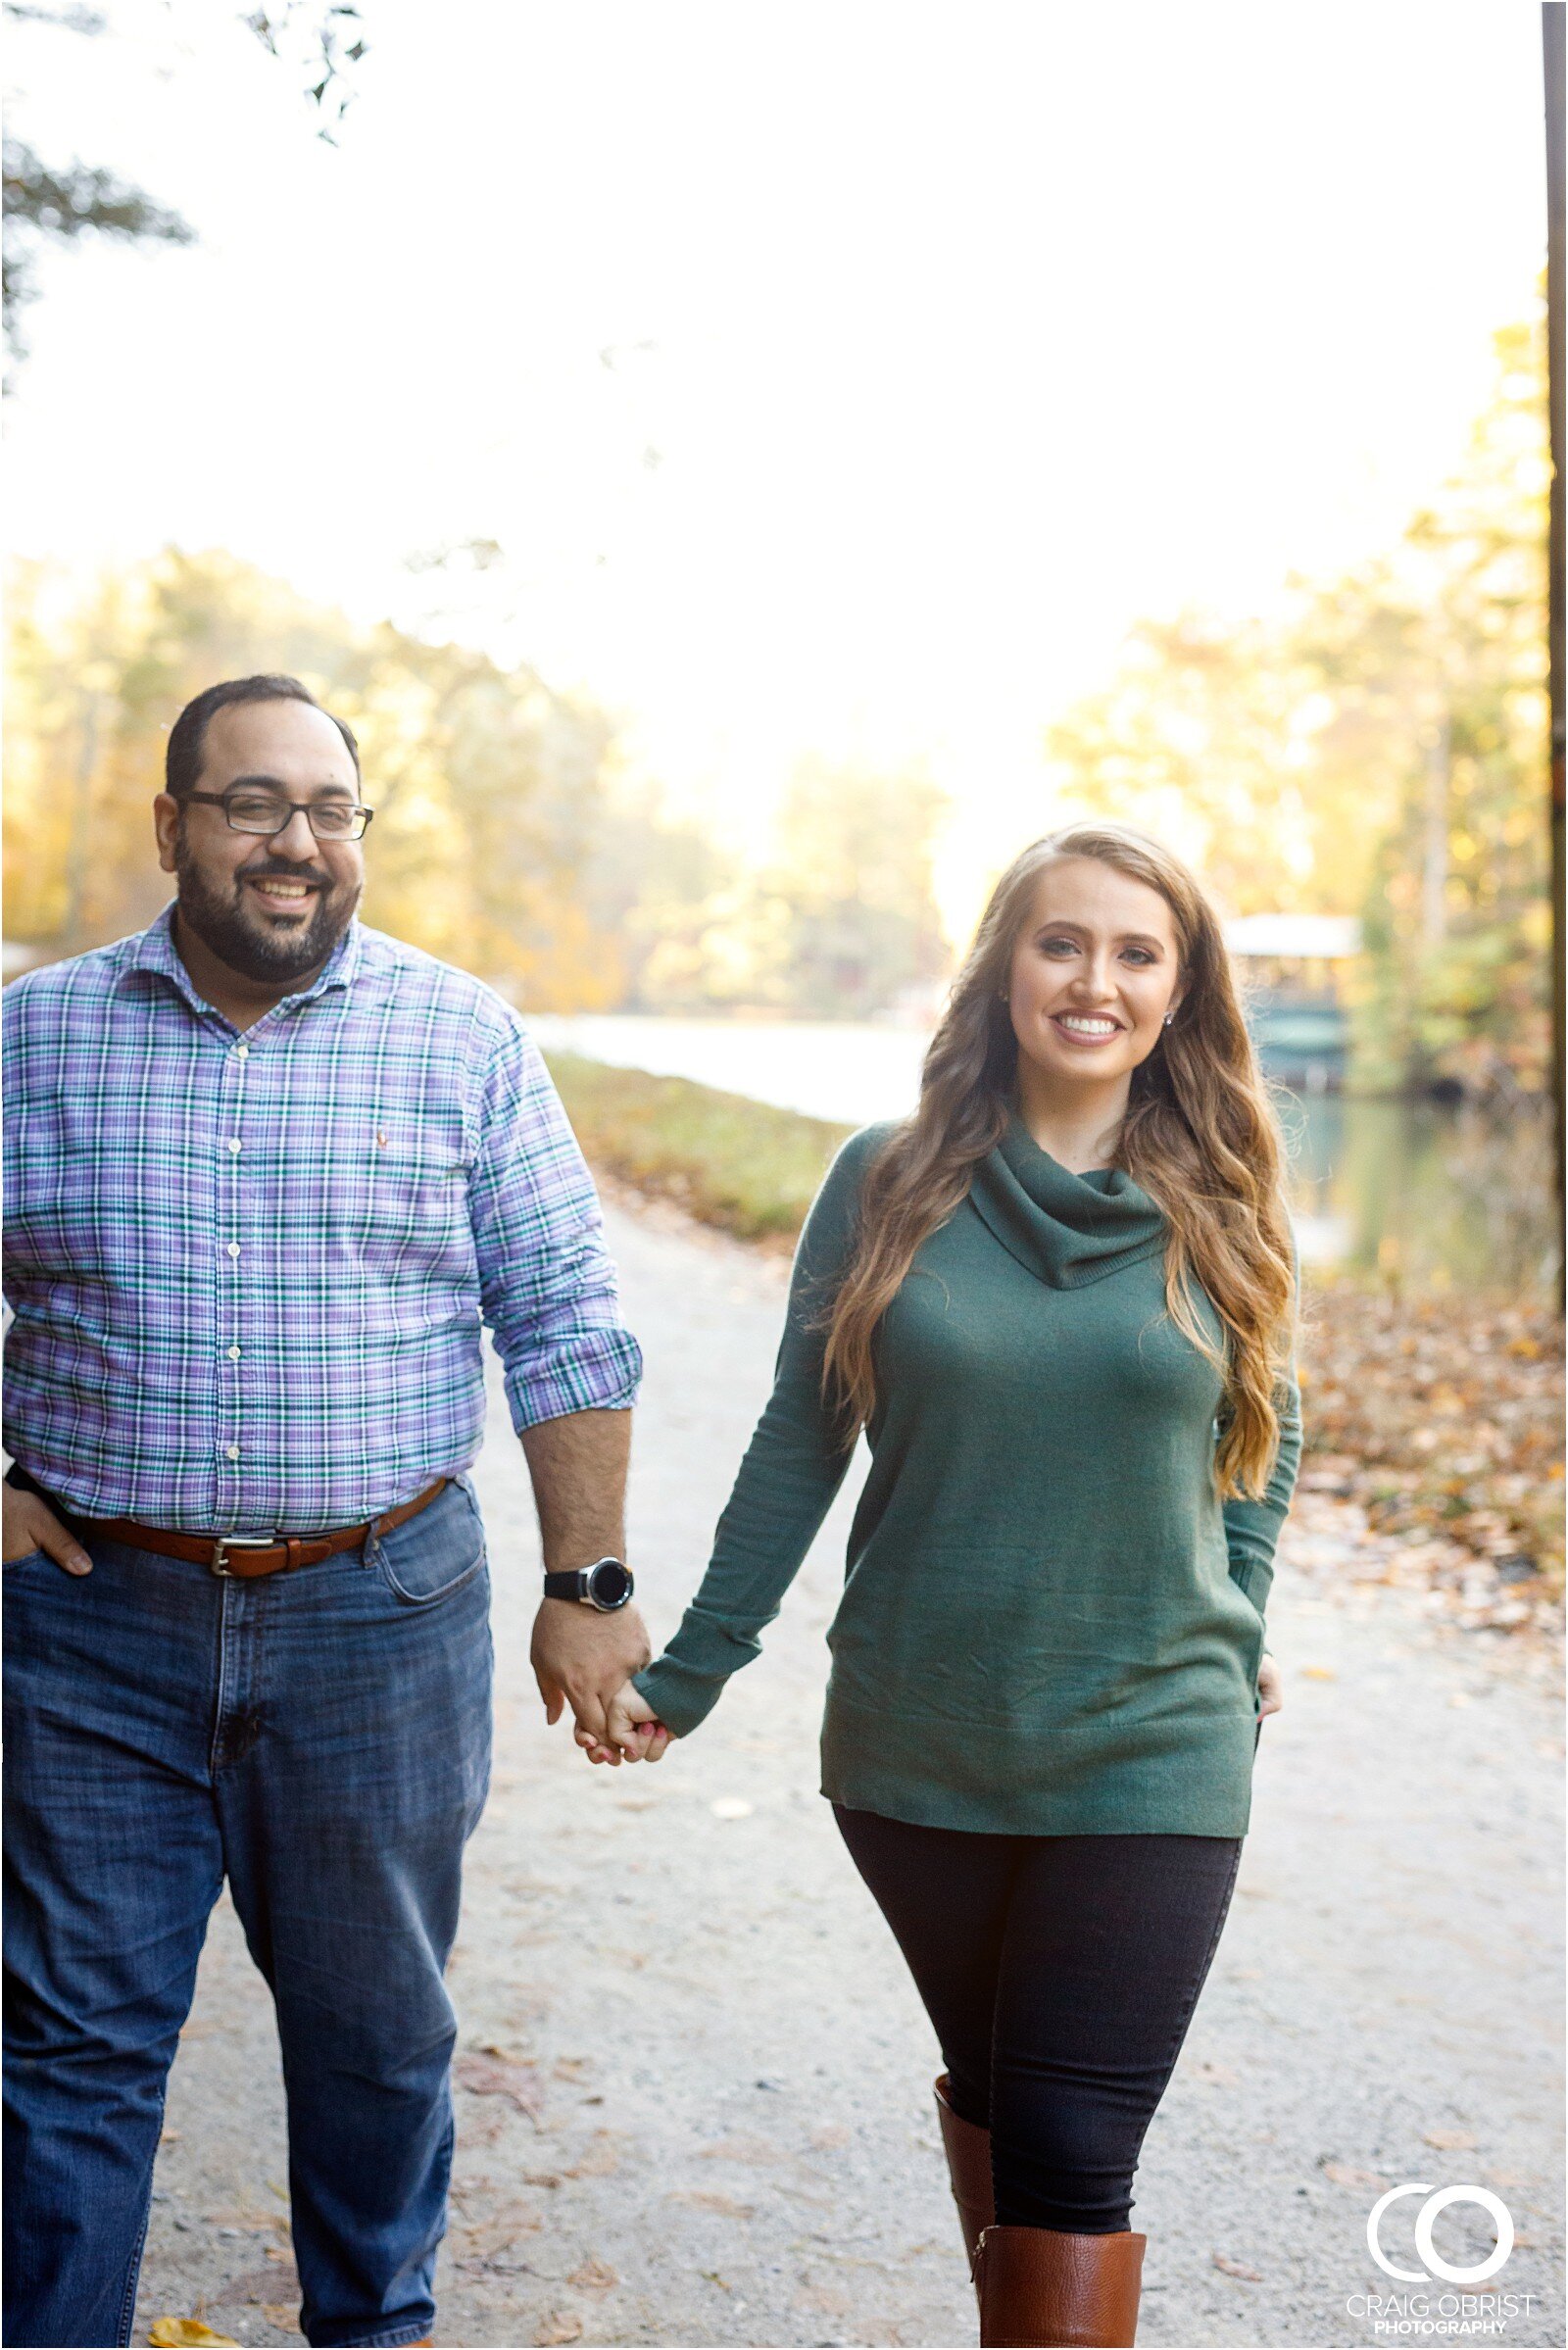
<box><xmin>1320</xmin><ymin>2161</ymin><xmax>1390</xmax><ymax>2190</ymax></box>
<box><xmin>700</xmin><ymin>2132</ymin><xmax>782</xmax><ymax>2165</ymax></box>
<box><xmin>568</xmin><ymin>2258</ymin><xmax>619</xmax><ymax>2292</ymax></box>
<box><xmin>218</xmin><ymin>2264</ymin><xmax>299</xmax><ymax>2303</ymax></box>
<box><xmin>1212</xmin><ymin>2252</ymin><xmax>1264</xmax><ymax>2282</ymax></box>
<box><xmin>453</xmin><ymin>2048</ymin><xmax>544</xmax><ymax>2122</ymax></box>
<box><xmin>1298</xmin><ymin>1282</ymin><xmax>1563</xmax><ymax>1631</ymax></box>
<box><xmin>562</xmin><ymin>2130</ymin><xmax>626</xmax><ymax>2179</ymax></box>
<box><xmin>148</xmin><ymin>2325</ymin><xmax>238</xmax><ymax>2348</ymax></box>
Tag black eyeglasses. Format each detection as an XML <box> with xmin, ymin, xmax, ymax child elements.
<box><xmin>185</xmin><ymin>790</ymin><xmax>374</xmax><ymax>842</ymax></box>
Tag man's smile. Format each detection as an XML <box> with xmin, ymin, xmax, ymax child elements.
<box><xmin>243</xmin><ymin>873</ymin><xmax>322</xmax><ymax>912</ymax></box>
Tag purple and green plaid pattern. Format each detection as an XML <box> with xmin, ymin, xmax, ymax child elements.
<box><xmin>2</xmin><ymin>906</ymin><xmax>642</xmax><ymax>1534</ymax></box>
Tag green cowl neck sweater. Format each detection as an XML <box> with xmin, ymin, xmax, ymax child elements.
<box><xmin>635</xmin><ymin>1115</ymin><xmax>1303</xmax><ymax>1836</ymax></box>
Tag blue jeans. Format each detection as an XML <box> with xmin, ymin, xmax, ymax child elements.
<box><xmin>3</xmin><ymin>1475</ymin><xmax>493</xmax><ymax>2349</ymax></box>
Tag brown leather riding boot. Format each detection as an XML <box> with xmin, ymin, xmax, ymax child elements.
<box><xmin>934</xmin><ymin>2073</ymin><xmax>996</xmax><ymax>2277</ymax></box>
<box><xmin>974</xmin><ymin>2224</ymin><xmax>1147</xmax><ymax>2347</ymax></box>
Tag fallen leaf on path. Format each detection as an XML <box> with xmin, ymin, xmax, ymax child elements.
<box><xmin>453</xmin><ymin>2051</ymin><xmax>543</xmax><ymax>2122</ymax></box>
<box><xmin>533</xmin><ymin>2315</ymin><xmax>582</xmax><ymax>2346</ymax></box>
<box><xmin>563</xmin><ymin>2130</ymin><xmax>625</xmax><ymax>2179</ymax></box>
<box><xmin>669</xmin><ymin>2189</ymin><xmax>757</xmax><ymax>2216</ymax></box>
<box><xmin>1321</xmin><ymin>2162</ymin><xmax>1389</xmax><ymax>2190</ymax></box>
<box><xmin>456</xmin><ymin>2206</ymin><xmax>545</xmax><ymax>2255</ymax></box>
<box><xmin>1212</xmin><ymin>2252</ymin><xmax>1263</xmax><ymax>2282</ymax></box>
<box><xmin>149</xmin><ymin>2325</ymin><xmax>238</xmax><ymax>2348</ymax></box>
<box><xmin>568</xmin><ymin>2258</ymin><xmax>618</xmax><ymax>2291</ymax></box>
<box><xmin>260</xmin><ymin>2310</ymin><xmax>296</xmax><ymax>2329</ymax></box>
<box><xmin>1423</xmin><ymin>2129</ymin><xmax>1478</xmax><ymax>2150</ymax></box>
<box><xmin>1299</xmin><ymin>1666</ymin><xmax>1337</xmax><ymax>1681</ymax></box>
<box><xmin>701</xmin><ymin>2133</ymin><xmax>781</xmax><ymax>2165</ymax></box>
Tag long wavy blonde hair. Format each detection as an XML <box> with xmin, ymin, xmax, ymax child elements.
<box><xmin>820</xmin><ymin>821</ymin><xmax>1301</xmax><ymax>1502</ymax></box>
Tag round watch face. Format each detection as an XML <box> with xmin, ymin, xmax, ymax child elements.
<box><xmin>586</xmin><ymin>1558</ymin><xmax>633</xmax><ymax>1610</ymax></box>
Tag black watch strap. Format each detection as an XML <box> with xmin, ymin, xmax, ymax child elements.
<box><xmin>543</xmin><ymin>1557</ymin><xmax>634</xmax><ymax>1610</ymax></box>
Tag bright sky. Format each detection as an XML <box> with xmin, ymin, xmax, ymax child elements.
<box><xmin>5</xmin><ymin>1</ymin><xmax>1549</xmax><ymax>931</ymax></box>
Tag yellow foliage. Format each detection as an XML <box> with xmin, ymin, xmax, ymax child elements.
<box><xmin>4</xmin><ymin>548</ymin><xmax>617</xmax><ymax>1004</ymax></box>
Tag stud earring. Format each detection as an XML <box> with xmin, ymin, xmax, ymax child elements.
<box><xmin>1163</xmin><ymin>1012</ymin><xmax>1175</xmax><ymax>1026</ymax></box>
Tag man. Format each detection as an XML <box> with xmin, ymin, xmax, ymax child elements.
<box><xmin>3</xmin><ymin>675</ymin><xmax>649</xmax><ymax>2350</ymax></box>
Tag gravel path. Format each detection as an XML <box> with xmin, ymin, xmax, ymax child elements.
<box><xmin>136</xmin><ymin>1199</ymin><xmax>1564</xmax><ymax>2350</ymax></box>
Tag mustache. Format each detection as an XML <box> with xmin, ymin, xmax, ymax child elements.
<box><xmin>235</xmin><ymin>858</ymin><xmax>334</xmax><ymax>893</ymax></box>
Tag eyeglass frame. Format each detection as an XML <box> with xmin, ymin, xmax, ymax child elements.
<box><xmin>182</xmin><ymin>788</ymin><xmax>375</xmax><ymax>842</ymax></box>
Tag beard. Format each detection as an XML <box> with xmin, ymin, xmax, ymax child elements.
<box><xmin>173</xmin><ymin>828</ymin><xmax>362</xmax><ymax>986</ymax></box>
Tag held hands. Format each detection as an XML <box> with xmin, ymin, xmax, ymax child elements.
<box><xmin>575</xmin><ymin>1678</ymin><xmax>674</xmax><ymax>1767</ymax></box>
<box><xmin>2</xmin><ymin>1486</ymin><xmax>92</xmax><ymax>1576</ymax></box>
<box><xmin>530</xmin><ymin>1595</ymin><xmax>652</xmax><ymax>1750</ymax></box>
<box><xmin>1257</xmin><ymin>1651</ymin><xmax>1283</xmax><ymax>1719</ymax></box>
<box><xmin>527</xmin><ymin>1595</ymin><xmax>674</xmax><ymax>1761</ymax></box>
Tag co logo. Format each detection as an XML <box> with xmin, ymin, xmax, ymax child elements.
<box><xmin>1367</xmin><ymin>2182</ymin><xmax>1514</xmax><ymax>2284</ymax></box>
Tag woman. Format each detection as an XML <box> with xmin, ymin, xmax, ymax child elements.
<box><xmin>591</xmin><ymin>822</ymin><xmax>1301</xmax><ymax>2350</ymax></box>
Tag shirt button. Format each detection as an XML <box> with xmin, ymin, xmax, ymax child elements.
<box><xmin>226</xmin><ymin>1242</ymin><xmax>241</xmax><ymax>1259</ymax></box>
<box><xmin>234</xmin><ymin>1045</ymin><xmax>249</xmax><ymax>1060</ymax></box>
<box><xmin>227</xmin><ymin>1140</ymin><xmax>242</xmax><ymax>1154</ymax></box>
<box><xmin>227</xmin><ymin>1346</ymin><xmax>242</xmax><ymax>1361</ymax></box>
<box><xmin>225</xmin><ymin>1444</ymin><xmax>241</xmax><ymax>1461</ymax></box>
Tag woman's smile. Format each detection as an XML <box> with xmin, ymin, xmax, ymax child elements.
<box><xmin>1048</xmin><ymin>1010</ymin><xmax>1125</xmax><ymax>1048</ymax></box>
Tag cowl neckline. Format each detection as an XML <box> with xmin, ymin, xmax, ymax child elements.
<box><xmin>966</xmin><ymin>1112</ymin><xmax>1167</xmax><ymax>1290</ymax></box>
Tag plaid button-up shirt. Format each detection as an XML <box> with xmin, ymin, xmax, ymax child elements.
<box><xmin>2</xmin><ymin>905</ymin><xmax>642</xmax><ymax>1534</ymax></box>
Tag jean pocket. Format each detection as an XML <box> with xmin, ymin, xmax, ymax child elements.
<box><xmin>374</xmin><ymin>1478</ymin><xmax>488</xmax><ymax>1606</ymax></box>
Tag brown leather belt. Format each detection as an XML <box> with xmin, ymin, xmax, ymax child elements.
<box><xmin>77</xmin><ymin>1477</ymin><xmax>449</xmax><ymax>1580</ymax></box>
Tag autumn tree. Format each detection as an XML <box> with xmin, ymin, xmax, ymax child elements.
<box><xmin>1044</xmin><ymin>316</ymin><xmax>1550</xmax><ymax>1096</ymax></box>
<box><xmin>4</xmin><ymin>548</ymin><xmax>621</xmax><ymax>1006</ymax></box>
<box><xmin>747</xmin><ymin>759</ymin><xmax>952</xmax><ymax>1018</ymax></box>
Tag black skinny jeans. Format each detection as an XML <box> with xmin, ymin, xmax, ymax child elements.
<box><xmin>833</xmin><ymin>1805</ymin><xmax>1245</xmax><ymax>2234</ymax></box>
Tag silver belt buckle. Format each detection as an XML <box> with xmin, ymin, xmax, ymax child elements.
<box><xmin>210</xmin><ymin>1534</ymin><xmax>278</xmax><ymax>1579</ymax></box>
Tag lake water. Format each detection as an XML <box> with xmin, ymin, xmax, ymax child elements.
<box><xmin>528</xmin><ymin>1012</ymin><xmax>1560</xmax><ymax>1298</ymax></box>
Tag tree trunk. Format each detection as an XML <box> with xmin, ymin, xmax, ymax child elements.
<box><xmin>1544</xmin><ymin>4</ymin><xmax>1565</xmax><ymax>1308</ymax></box>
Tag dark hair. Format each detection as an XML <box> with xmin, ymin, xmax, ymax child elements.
<box><xmin>166</xmin><ymin>675</ymin><xmax>361</xmax><ymax>801</ymax></box>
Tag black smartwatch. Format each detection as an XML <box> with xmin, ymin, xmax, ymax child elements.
<box><xmin>543</xmin><ymin>1557</ymin><xmax>634</xmax><ymax>1612</ymax></box>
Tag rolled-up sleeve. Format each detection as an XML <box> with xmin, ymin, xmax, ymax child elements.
<box><xmin>468</xmin><ymin>1020</ymin><xmax>643</xmax><ymax>1431</ymax></box>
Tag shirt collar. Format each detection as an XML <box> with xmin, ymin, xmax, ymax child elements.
<box><xmin>122</xmin><ymin>900</ymin><xmax>364</xmax><ymax>1021</ymax></box>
